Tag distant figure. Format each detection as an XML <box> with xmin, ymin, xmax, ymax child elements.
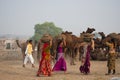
<box><xmin>23</xmin><ymin>40</ymin><xmax>35</xmax><ymax>68</ymax></box>
<box><xmin>52</xmin><ymin>40</ymin><xmax>67</xmax><ymax>73</ymax></box>
<box><xmin>105</xmin><ymin>39</ymin><xmax>116</xmax><ymax>75</ymax></box>
<box><xmin>79</xmin><ymin>38</ymin><xmax>94</xmax><ymax>74</ymax></box>
<box><xmin>37</xmin><ymin>38</ymin><xmax>52</xmax><ymax>77</ymax></box>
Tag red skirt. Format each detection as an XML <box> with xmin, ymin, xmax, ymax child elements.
<box><xmin>37</xmin><ymin>57</ymin><xmax>52</xmax><ymax>76</ymax></box>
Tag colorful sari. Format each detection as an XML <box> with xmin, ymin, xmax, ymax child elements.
<box><xmin>107</xmin><ymin>52</ymin><xmax>116</xmax><ymax>70</ymax></box>
<box><xmin>52</xmin><ymin>46</ymin><xmax>67</xmax><ymax>71</ymax></box>
<box><xmin>37</xmin><ymin>43</ymin><xmax>52</xmax><ymax>76</ymax></box>
<box><xmin>80</xmin><ymin>44</ymin><xmax>91</xmax><ymax>74</ymax></box>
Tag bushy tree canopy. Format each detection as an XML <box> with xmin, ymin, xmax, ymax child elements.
<box><xmin>32</xmin><ymin>22</ymin><xmax>63</xmax><ymax>41</ymax></box>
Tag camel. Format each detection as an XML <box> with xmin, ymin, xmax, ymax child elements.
<box><xmin>107</xmin><ymin>33</ymin><xmax>120</xmax><ymax>52</ymax></box>
<box><xmin>16</xmin><ymin>40</ymin><xmax>28</xmax><ymax>61</ymax></box>
<box><xmin>98</xmin><ymin>32</ymin><xmax>119</xmax><ymax>49</ymax></box>
<box><xmin>92</xmin><ymin>32</ymin><xmax>120</xmax><ymax>60</ymax></box>
<box><xmin>107</xmin><ymin>33</ymin><xmax>120</xmax><ymax>42</ymax></box>
<box><xmin>61</xmin><ymin>31</ymin><xmax>76</xmax><ymax>65</ymax></box>
<box><xmin>85</xmin><ymin>27</ymin><xmax>95</xmax><ymax>33</ymax></box>
<box><xmin>98</xmin><ymin>32</ymin><xmax>106</xmax><ymax>39</ymax></box>
<box><xmin>36</xmin><ymin>28</ymin><xmax>98</xmax><ymax>63</ymax></box>
<box><xmin>88</xmin><ymin>32</ymin><xmax>108</xmax><ymax>60</ymax></box>
<box><xmin>71</xmin><ymin>34</ymin><xmax>83</xmax><ymax>61</ymax></box>
<box><xmin>61</xmin><ymin>31</ymin><xmax>84</xmax><ymax>65</ymax></box>
<box><xmin>98</xmin><ymin>32</ymin><xmax>120</xmax><ymax>47</ymax></box>
<box><xmin>50</xmin><ymin>31</ymin><xmax>78</xmax><ymax>65</ymax></box>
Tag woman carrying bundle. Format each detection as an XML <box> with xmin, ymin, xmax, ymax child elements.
<box><xmin>105</xmin><ymin>38</ymin><xmax>117</xmax><ymax>75</ymax></box>
<box><xmin>37</xmin><ymin>34</ymin><xmax>52</xmax><ymax>77</ymax></box>
<box><xmin>79</xmin><ymin>33</ymin><xmax>94</xmax><ymax>74</ymax></box>
<box><xmin>52</xmin><ymin>39</ymin><xmax>67</xmax><ymax>73</ymax></box>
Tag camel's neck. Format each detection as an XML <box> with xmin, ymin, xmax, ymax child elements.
<box><xmin>16</xmin><ymin>40</ymin><xmax>21</xmax><ymax>48</ymax></box>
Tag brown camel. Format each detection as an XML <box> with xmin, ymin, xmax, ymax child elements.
<box><xmin>61</xmin><ymin>31</ymin><xmax>84</xmax><ymax>65</ymax></box>
<box><xmin>71</xmin><ymin>34</ymin><xmax>83</xmax><ymax>61</ymax></box>
<box><xmin>98</xmin><ymin>32</ymin><xmax>120</xmax><ymax>46</ymax></box>
<box><xmin>89</xmin><ymin>32</ymin><xmax>108</xmax><ymax>60</ymax></box>
<box><xmin>93</xmin><ymin>32</ymin><xmax>120</xmax><ymax>60</ymax></box>
<box><xmin>61</xmin><ymin>31</ymin><xmax>76</xmax><ymax>65</ymax></box>
<box><xmin>85</xmin><ymin>27</ymin><xmax>95</xmax><ymax>33</ymax></box>
<box><xmin>107</xmin><ymin>33</ymin><xmax>120</xmax><ymax>51</ymax></box>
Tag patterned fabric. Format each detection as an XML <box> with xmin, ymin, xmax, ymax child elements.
<box><xmin>37</xmin><ymin>43</ymin><xmax>52</xmax><ymax>76</ymax></box>
<box><xmin>107</xmin><ymin>52</ymin><xmax>116</xmax><ymax>70</ymax></box>
<box><xmin>106</xmin><ymin>42</ymin><xmax>116</xmax><ymax>70</ymax></box>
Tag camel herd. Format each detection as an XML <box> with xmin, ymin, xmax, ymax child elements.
<box><xmin>16</xmin><ymin>28</ymin><xmax>120</xmax><ymax>65</ymax></box>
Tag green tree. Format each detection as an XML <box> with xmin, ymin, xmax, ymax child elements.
<box><xmin>32</xmin><ymin>22</ymin><xmax>63</xmax><ymax>41</ymax></box>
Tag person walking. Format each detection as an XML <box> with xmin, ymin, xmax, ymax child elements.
<box><xmin>105</xmin><ymin>39</ymin><xmax>116</xmax><ymax>75</ymax></box>
<box><xmin>79</xmin><ymin>36</ymin><xmax>94</xmax><ymax>74</ymax></box>
<box><xmin>52</xmin><ymin>40</ymin><xmax>67</xmax><ymax>73</ymax></box>
<box><xmin>37</xmin><ymin>34</ymin><xmax>52</xmax><ymax>77</ymax></box>
<box><xmin>23</xmin><ymin>40</ymin><xmax>35</xmax><ymax>68</ymax></box>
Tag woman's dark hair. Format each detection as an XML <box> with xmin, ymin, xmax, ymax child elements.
<box><xmin>29</xmin><ymin>40</ymin><xmax>32</xmax><ymax>43</ymax></box>
<box><xmin>56</xmin><ymin>40</ymin><xmax>63</xmax><ymax>50</ymax></box>
<box><xmin>58</xmin><ymin>40</ymin><xmax>63</xmax><ymax>46</ymax></box>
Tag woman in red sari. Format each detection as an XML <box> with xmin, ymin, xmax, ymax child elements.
<box><xmin>37</xmin><ymin>40</ymin><xmax>52</xmax><ymax>77</ymax></box>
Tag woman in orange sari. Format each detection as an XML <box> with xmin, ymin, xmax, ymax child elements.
<box><xmin>37</xmin><ymin>40</ymin><xmax>52</xmax><ymax>77</ymax></box>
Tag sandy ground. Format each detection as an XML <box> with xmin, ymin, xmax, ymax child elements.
<box><xmin>0</xmin><ymin>50</ymin><xmax>120</xmax><ymax>80</ymax></box>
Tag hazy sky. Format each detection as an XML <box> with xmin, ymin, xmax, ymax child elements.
<box><xmin>0</xmin><ymin>0</ymin><xmax>120</xmax><ymax>36</ymax></box>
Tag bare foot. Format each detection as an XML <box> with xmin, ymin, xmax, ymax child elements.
<box><xmin>23</xmin><ymin>64</ymin><xmax>25</xmax><ymax>68</ymax></box>
<box><xmin>105</xmin><ymin>73</ymin><xmax>110</xmax><ymax>75</ymax></box>
<box><xmin>47</xmin><ymin>72</ymin><xmax>51</xmax><ymax>77</ymax></box>
<box><xmin>32</xmin><ymin>64</ymin><xmax>35</xmax><ymax>68</ymax></box>
<box><xmin>36</xmin><ymin>74</ymin><xmax>40</xmax><ymax>77</ymax></box>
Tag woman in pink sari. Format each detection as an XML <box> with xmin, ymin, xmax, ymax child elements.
<box><xmin>52</xmin><ymin>40</ymin><xmax>67</xmax><ymax>72</ymax></box>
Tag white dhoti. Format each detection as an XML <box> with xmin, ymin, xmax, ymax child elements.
<box><xmin>23</xmin><ymin>54</ymin><xmax>34</xmax><ymax>64</ymax></box>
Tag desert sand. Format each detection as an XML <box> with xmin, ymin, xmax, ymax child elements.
<box><xmin>0</xmin><ymin>50</ymin><xmax>120</xmax><ymax>80</ymax></box>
